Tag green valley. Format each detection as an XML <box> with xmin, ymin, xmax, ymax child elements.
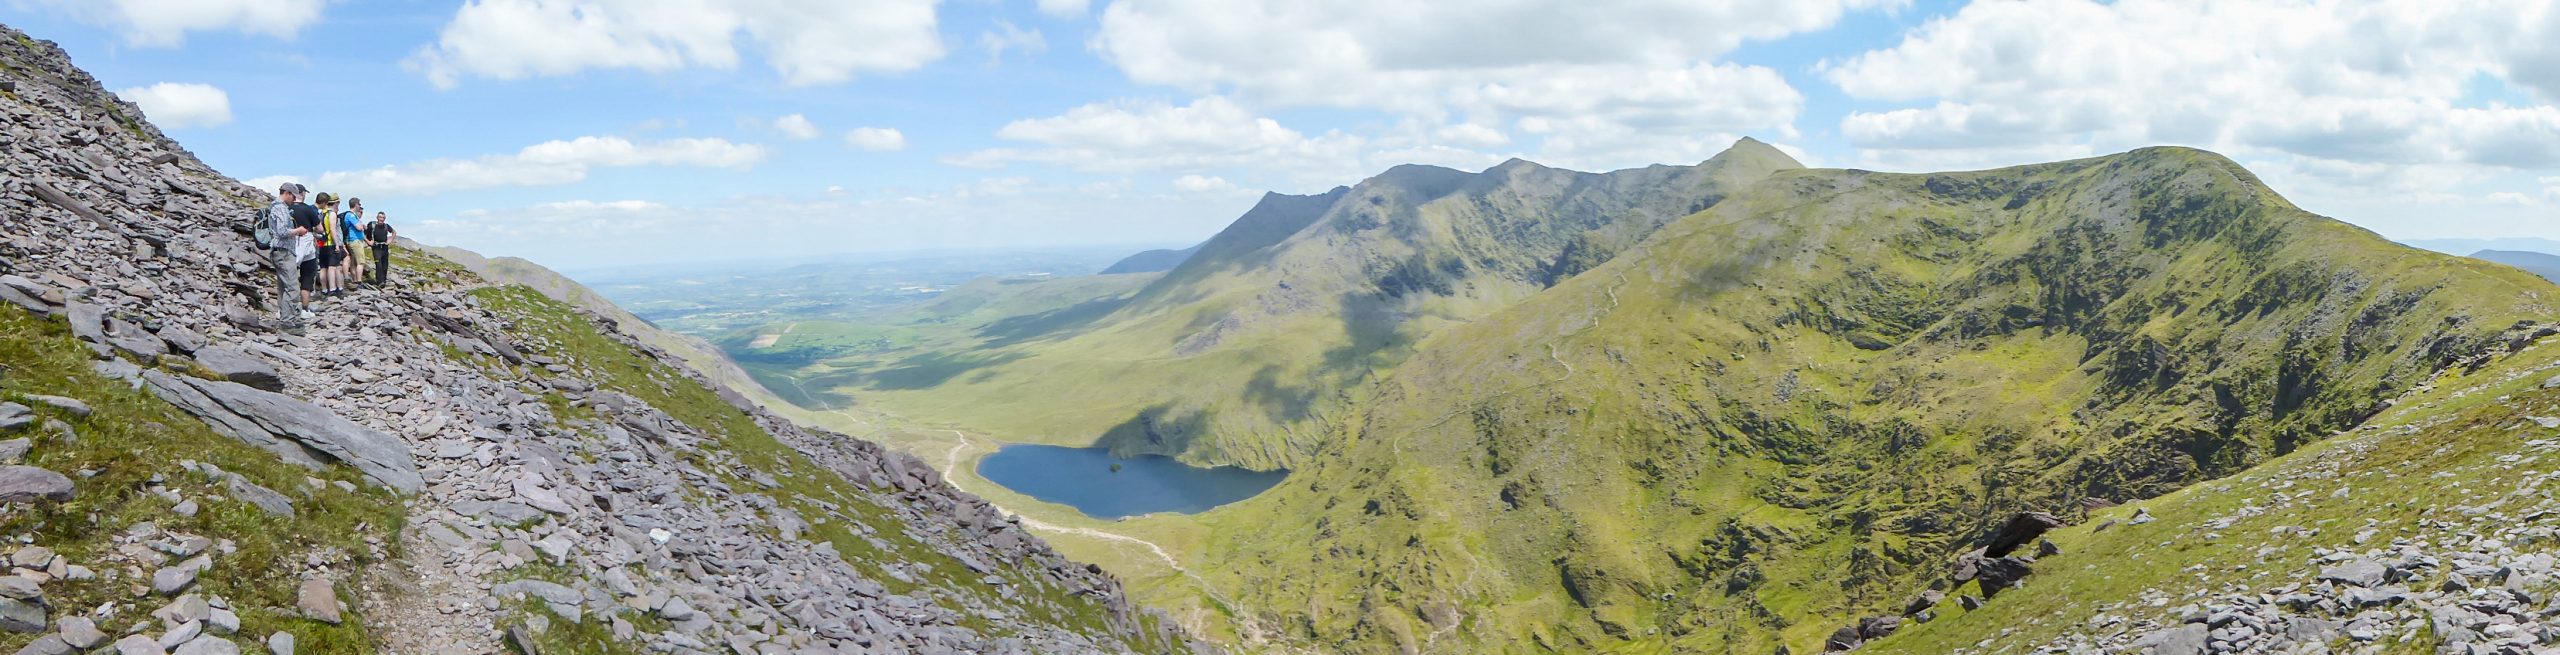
<box><xmin>675</xmin><ymin>143</ymin><xmax>2560</xmax><ymax>654</ymax></box>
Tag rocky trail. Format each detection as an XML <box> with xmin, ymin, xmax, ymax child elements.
<box><xmin>0</xmin><ymin>24</ymin><xmax>1199</xmax><ymax>655</ymax></box>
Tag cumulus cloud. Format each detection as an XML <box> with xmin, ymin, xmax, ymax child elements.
<box><xmin>1172</xmin><ymin>174</ymin><xmax>1238</xmax><ymax>193</ymax></box>
<box><xmin>115</xmin><ymin>82</ymin><xmax>232</xmax><ymax>129</ymax></box>
<box><xmin>1823</xmin><ymin>0</ymin><xmax>2560</xmax><ymax>176</ymax></box>
<box><xmin>286</xmin><ymin>136</ymin><xmax>767</xmax><ymax>198</ymax></box>
<box><xmin>774</xmin><ymin>114</ymin><xmax>821</xmax><ymax>140</ymax></box>
<box><xmin>408</xmin><ymin>0</ymin><xmax>945</xmax><ymax>88</ymax></box>
<box><xmin>30</xmin><ymin>0</ymin><xmax>323</xmax><ymax>46</ymax></box>
<box><xmin>844</xmin><ymin>127</ymin><xmax>909</xmax><ymax>151</ymax></box>
<box><xmin>947</xmin><ymin>96</ymin><xmax>1364</xmax><ymax>178</ymax></box>
<box><xmin>1086</xmin><ymin>0</ymin><xmax>1871</xmax><ymax>169</ymax></box>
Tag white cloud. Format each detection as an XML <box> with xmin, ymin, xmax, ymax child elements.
<box><xmin>115</xmin><ymin>82</ymin><xmax>232</xmax><ymax>129</ymax></box>
<box><xmin>1172</xmin><ymin>174</ymin><xmax>1237</xmax><ymax>193</ymax></box>
<box><xmin>30</xmin><ymin>0</ymin><xmax>323</xmax><ymax>46</ymax></box>
<box><xmin>948</xmin><ymin>96</ymin><xmax>1365</xmax><ymax>178</ymax></box>
<box><xmin>1088</xmin><ymin>0</ymin><xmax>1876</xmax><ymax>167</ymax></box>
<box><xmin>844</xmin><ymin>127</ymin><xmax>909</xmax><ymax>151</ymax></box>
<box><xmin>1824</xmin><ymin>0</ymin><xmax>2560</xmax><ymax>177</ymax></box>
<box><xmin>774</xmin><ymin>114</ymin><xmax>822</xmax><ymax>140</ymax></box>
<box><xmin>407</xmin><ymin>0</ymin><xmax>945</xmax><ymax>89</ymax></box>
<box><xmin>1035</xmin><ymin>0</ymin><xmax>1090</xmax><ymax>18</ymax></box>
<box><xmin>286</xmin><ymin>136</ymin><xmax>767</xmax><ymax>198</ymax></box>
<box><xmin>979</xmin><ymin>20</ymin><xmax>1046</xmax><ymax>63</ymax></box>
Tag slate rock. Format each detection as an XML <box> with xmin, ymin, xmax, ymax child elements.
<box><xmin>1976</xmin><ymin>556</ymin><xmax>2035</xmax><ymax>598</ymax></box>
<box><xmin>12</xmin><ymin>636</ymin><xmax>73</xmax><ymax>655</ymax></box>
<box><xmin>295</xmin><ymin>579</ymin><xmax>340</xmax><ymax>625</ymax></box>
<box><xmin>0</xmin><ymin>597</ymin><xmax>42</xmax><ymax>633</ymax></box>
<box><xmin>1857</xmin><ymin>615</ymin><xmax>1903</xmax><ymax>640</ymax></box>
<box><xmin>111</xmin><ymin>634</ymin><xmax>162</xmax><ymax>655</ymax></box>
<box><xmin>1823</xmin><ymin>625</ymin><xmax>1862</xmax><ymax>652</ymax></box>
<box><xmin>0</xmin><ymin>466</ymin><xmax>74</xmax><ymax>504</ymax></box>
<box><xmin>186</xmin><ymin>348</ymin><xmax>282</xmax><ymax>393</ymax></box>
<box><xmin>169</xmin><ymin>636</ymin><xmax>236</xmax><ymax>655</ymax></box>
<box><xmin>222</xmin><ymin>476</ymin><xmax>294</xmax><ymax>518</ymax></box>
<box><xmin>157</xmin><ymin>326</ymin><xmax>207</xmax><ymax>354</ymax></box>
<box><xmin>0</xmin><ymin>405</ymin><xmax>29</xmax><ymax>432</ymax></box>
<box><xmin>1983</xmin><ymin>511</ymin><xmax>2065</xmax><ymax>557</ymax></box>
<box><xmin>141</xmin><ymin>372</ymin><xmax>421</xmax><ymax>493</ymax></box>
<box><xmin>263</xmin><ymin>633</ymin><xmax>292</xmax><ymax>655</ymax></box>
<box><xmin>1902</xmin><ymin>590</ymin><xmax>1943</xmax><ymax>617</ymax></box>
<box><xmin>152</xmin><ymin>564</ymin><xmax>199</xmax><ymax>595</ymax></box>
<box><xmin>16</xmin><ymin>395</ymin><xmax>88</xmax><ymax>418</ymax></box>
<box><xmin>2136</xmin><ymin>623</ymin><xmax>2209</xmax><ymax>655</ymax></box>
<box><xmin>64</xmin><ymin>303</ymin><xmax>104</xmax><ymax>344</ymax></box>
<box><xmin>2318</xmin><ymin>560</ymin><xmax>2388</xmax><ymax>588</ymax></box>
<box><xmin>60</xmin><ymin>616</ymin><xmax>108</xmax><ymax>649</ymax></box>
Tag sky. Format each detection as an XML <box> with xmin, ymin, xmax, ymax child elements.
<box><xmin>5</xmin><ymin>0</ymin><xmax>2559</xmax><ymax>271</ymax></box>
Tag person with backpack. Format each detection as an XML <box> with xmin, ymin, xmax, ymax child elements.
<box><xmin>257</xmin><ymin>182</ymin><xmax>311</xmax><ymax>335</ymax></box>
<box><xmin>311</xmin><ymin>192</ymin><xmax>343</xmax><ymax>298</ymax></box>
<box><xmin>364</xmin><ymin>211</ymin><xmax>397</xmax><ymax>286</ymax></box>
<box><xmin>295</xmin><ymin>191</ymin><xmax>325</xmax><ymax>312</ymax></box>
<box><xmin>339</xmin><ymin>198</ymin><xmax>366</xmax><ymax>289</ymax></box>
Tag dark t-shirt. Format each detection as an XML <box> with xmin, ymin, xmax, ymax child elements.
<box><xmin>290</xmin><ymin>203</ymin><xmax>322</xmax><ymax>233</ymax></box>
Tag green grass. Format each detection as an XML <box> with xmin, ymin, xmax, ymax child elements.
<box><xmin>0</xmin><ymin>309</ymin><xmax>406</xmax><ymax>653</ymax></box>
<box><xmin>1864</xmin><ymin>332</ymin><xmax>2560</xmax><ymax>655</ymax></box>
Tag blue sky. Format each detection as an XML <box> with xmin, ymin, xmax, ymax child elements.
<box><xmin>6</xmin><ymin>0</ymin><xmax>2558</xmax><ymax>271</ymax></box>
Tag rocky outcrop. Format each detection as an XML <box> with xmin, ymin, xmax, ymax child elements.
<box><xmin>142</xmin><ymin>370</ymin><xmax>424</xmax><ymax>493</ymax></box>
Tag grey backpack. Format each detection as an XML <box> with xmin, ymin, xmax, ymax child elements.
<box><xmin>250</xmin><ymin>203</ymin><xmax>286</xmax><ymax>250</ymax></box>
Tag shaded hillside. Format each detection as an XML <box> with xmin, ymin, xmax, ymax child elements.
<box><xmin>2470</xmin><ymin>248</ymin><xmax>2560</xmax><ymax>283</ymax></box>
<box><xmin>1183</xmin><ymin>147</ymin><xmax>2558</xmax><ymax>653</ymax></box>
<box><xmin>1102</xmin><ymin>243</ymin><xmax>1203</xmax><ymax>274</ymax></box>
<box><xmin>810</xmin><ymin>139</ymin><xmax>1804</xmax><ymax>468</ymax></box>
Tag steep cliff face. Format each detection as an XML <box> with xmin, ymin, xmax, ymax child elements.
<box><xmin>0</xmin><ymin>23</ymin><xmax>1197</xmax><ymax>655</ymax></box>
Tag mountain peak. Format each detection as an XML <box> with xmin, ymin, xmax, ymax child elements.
<box><xmin>1706</xmin><ymin>136</ymin><xmax>1804</xmax><ymax>170</ymax></box>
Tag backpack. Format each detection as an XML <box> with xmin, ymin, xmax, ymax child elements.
<box><xmin>250</xmin><ymin>203</ymin><xmax>286</xmax><ymax>250</ymax></box>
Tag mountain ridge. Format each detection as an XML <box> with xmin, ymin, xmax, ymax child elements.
<box><xmin>1174</xmin><ymin>144</ymin><xmax>2557</xmax><ymax>652</ymax></box>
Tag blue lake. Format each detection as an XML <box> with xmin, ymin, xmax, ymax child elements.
<box><xmin>976</xmin><ymin>444</ymin><xmax>1288</xmax><ymax>520</ymax></box>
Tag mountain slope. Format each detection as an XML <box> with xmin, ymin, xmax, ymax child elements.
<box><xmin>2470</xmin><ymin>248</ymin><xmax>2560</xmax><ymax>283</ymax></box>
<box><xmin>421</xmin><ymin>243</ymin><xmax>789</xmax><ymax>414</ymax></box>
<box><xmin>0</xmin><ymin>22</ymin><xmax>1196</xmax><ymax>654</ymax></box>
<box><xmin>796</xmin><ymin>139</ymin><xmax>1804</xmax><ymax>468</ymax></box>
<box><xmin>1102</xmin><ymin>244</ymin><xmax>1203</xmax><ymax>275</ymax></box>
<box><xmin>1180</xmin><ymin>147</ymin><xmax>2558</xmax><ymax>653</ymax></box>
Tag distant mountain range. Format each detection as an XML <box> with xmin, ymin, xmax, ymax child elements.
<box><xmin>2470</xmin><ymin>248</ymin><xmax>2560</xmax><ymax>282</ymax></box>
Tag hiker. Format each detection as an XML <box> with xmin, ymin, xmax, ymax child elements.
<box><xmin>365</xmin><ymin>211</ymin><xmax>396</xmax><ymax>286</ymax></box>
<box><xmin>304</xmin><ymin>191</ymin><xmax>335</xmax><ymax>304</ymax></box>
<box><xmin>339</xmin><ymin>197</ymin><xmax>366</xmax><ymax>288</ymax></box>
<box><xmin>294</xmin><ymin>192</ymin><xmax>325</xmax><ymax>310</ymax></box>
<box><xmin>261</xmin><ymin>182</ymin><xmax>311</xmax><ymax>334</ymax></box>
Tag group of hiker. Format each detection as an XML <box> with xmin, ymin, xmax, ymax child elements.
<box><xmin>255</xmin><ymin>181</ymin><xmax>398</xmax><ymax>335</ymax></box>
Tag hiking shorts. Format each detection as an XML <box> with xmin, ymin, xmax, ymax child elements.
<box><xmin>317</xmin><ymin>245</ymin><xmax>342</xmax><ymax>267</ymax></box>
<box><xmin>298</xmin><ymin>258</ymin><xmax>319</xmax><ymax>291</ymax></box>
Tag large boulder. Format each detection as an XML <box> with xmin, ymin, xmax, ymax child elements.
<box><xmin>141</xmin><ymin>371</ymin><xmax>422</xmax><ymax>493</ymax></box>
<box><xmin>1976</xmin><ymin>557</ymin><xmax>2035</xmax><ymax>598</ymax></box>
<box><xmin>1981</xmin><ymin>511</ymin><xmax>2065</xmax><ymax>558</ymax></box>
<box><xmin>189</xmin><ymin>347</ymin><xmax>283</xmax><ymax>393</ymax></box>
<box><xmin>0</xmin><ymin>466</ymin><xmax>73</xmax><ymax>504</ymax></box>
